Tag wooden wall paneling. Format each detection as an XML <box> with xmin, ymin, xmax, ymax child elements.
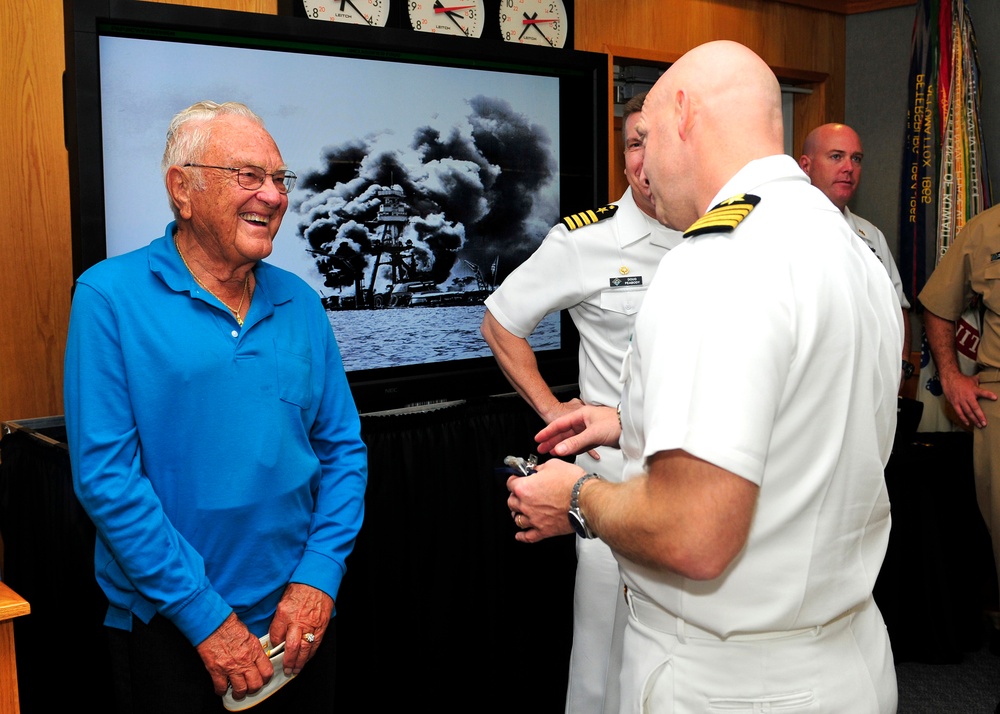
<box><xmin>775</xmin><ymin>0</ymin><xmax>916</xmax><ymax>12</ymax></box>
<box><xmin>576</xmin><ymin>0</ymin><xmax>845</xmax><ymax>113</ymax></box>
<box><xmin>143</xmin><ymin>0</ymin><xmax>278</xmax><ymax>11</ymax></box>
<box><xmin>771</xmin><ymin>63</ymin><xmax>832</xmax><ymax>159</ymax></box>
<box><xmin>846</xmin><ymin>0</ymin><xmax>917</xmax><ymax>12</ymax></box>
<box><xmin>576</xmin><ymin>0</ymin><xmax>843</xmax><ymax>73</ymax></box>
<box><xmin>0</xmin><ymin>0</ymin><xmax>73</xmax><ymax>425</ymax></box>
<box><xmin>794</xmin><ymin>76</ymin><xmax>829</xmax><ymax>159</ymax></box>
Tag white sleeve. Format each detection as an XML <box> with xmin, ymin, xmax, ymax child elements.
<box><xmin>484</xmin><ymin>225</ymin><xmax>585</xmax><ymax>338</ymax></box>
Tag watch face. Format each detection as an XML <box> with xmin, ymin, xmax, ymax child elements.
<box><xmin>302</xmin><ymin>0</ymin><xmax>392</xmax><ymax>26</ymax></box>
<box><xmin>409</xmin><ymin>0</ymin><xmax>486</xmax><ymax>38</ymax></box>
<box><xmin>498</xmin><ymin>0</ymin><xmax>568</xmax><ymax>48</ymax></box>
<box><xmin>568</xmin><ymin>510</ymin><xmax>587</xmax><ymax>538</ymax></box>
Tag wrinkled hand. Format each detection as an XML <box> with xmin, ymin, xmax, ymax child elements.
<box><xmin>507</xmin><ymin>458</ymin><xmax>586</xmax><ymax>542</ymax></box>
<box><xmin>196</xmin><ymin>612</ymin><xmax>273</xmax><ymax>699</ymax></box>
<box><xmin>940</xmin><ymin>371</ymin><xmax>997</xmax><ymax>429</ymax></box>
<box><xmin>535</xmin><ymin>404</ymin><xmax>621</xmax><ymax>457</ymax></box>
<box><xmin>269</xmin><ymin>583</ymin><xmax>334</xmax><ymax>676</ymax></box>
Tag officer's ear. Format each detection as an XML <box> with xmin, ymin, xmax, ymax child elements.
<box><xmin>675</xmin><ymin>89</ymin><xmax>691</xmax><ymax>141</ymax></box>
<box><xmin>798</xmin><ymin>154</ymin><xmax>812</xmax><ymax>176</ymax></box>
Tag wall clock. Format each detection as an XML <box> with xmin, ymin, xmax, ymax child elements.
<box><xmin>498</xmin><ymin>0</ymin><xmax>568</xmax><ymax>48</ymax></box>
<box><xmin>301</xmin><ymin>0</ymin><xmax>393</xmax><ymax>26</ymax></box>
<box><xmin>409</xmin><ymin>1</ymin><xmax>486</xmax><ymax>38</ymax></box>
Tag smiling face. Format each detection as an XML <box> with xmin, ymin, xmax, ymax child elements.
<box><xmin>799</xmin><ymin>124</ymin><xmax>864</xmax><ymax>211</ymax></box>
<box><xmin>172</xmin><ymin>114</ymin><xmax>288</xmax><ymax>269</ymax></box>
<box><xmin>623</xmin><ymin>111</ymin><xmax>657</xmax><ymax>218</ymax></box>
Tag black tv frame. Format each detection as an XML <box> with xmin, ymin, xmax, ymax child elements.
<box><xmin>63</xmin><ymin>0</ymin><xmax>607</xmax><ymax>414</ymax></box>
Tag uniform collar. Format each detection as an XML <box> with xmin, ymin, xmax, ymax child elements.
<box><xmin>841</xmin><ymin>205</ymin><xmax>860</xmax><ymax>229</ymax></box>
<box><xmin>616</xmin><ymin>187</ymin><xmax>682</xmax><ymax>250</ymax></box>
<box><xmin>706</xmin><ymin>155</ymin><xmax>807</xmax><ymax>213</ymax></box>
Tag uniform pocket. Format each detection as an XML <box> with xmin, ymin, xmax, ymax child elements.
<box><xmin>708</xmin><ymin>690</ymin><xmax>816</xmax><ymax>711</ymax></box>
<box><xmin>600</xmin><ymin>287</ymin><xmax>646</xmax><ymax>316</ymax></box>
<box><xmin>984</xmin><ymin>262</ymin><xmax>1000</xmax><ymax>315</ymax></box>
<box><xmin>640</xmin><ymin>657</ymin><xmax>674</xmax><ymax>714</ymax></box>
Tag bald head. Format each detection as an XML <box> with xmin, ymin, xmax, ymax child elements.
<box><xmin>799</xmin><ymin>123</ymin><xmax>864</xmax><ymax>211</ymax></box>
<box><xmin>637</xmin><ymin>41</ymin><xmax>784</xmax><ymax>231</ymax></box>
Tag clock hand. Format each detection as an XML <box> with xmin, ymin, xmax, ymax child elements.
<box><xmin>445</xmin><ymin>14</ymin><xmax>471</xmax><ymax>35</ymax></box>
<box><xmin>517</xmin><ymin>11</ymin><xmax>536</xmax><ymax>40</ymax></box>
<box><xmin>521</xmin><ymin>12</ymin><xmax>555</xmax><ymax>46</ymax></box>
<box><xmin>342</xmin><ymin>0</ymin><xmax>375</xmax><ymax>25</ymax></box>
<box><xmin>433</xmin><ymin>0</ymin><xmax>472</xmax><ymax>35</ymax></box>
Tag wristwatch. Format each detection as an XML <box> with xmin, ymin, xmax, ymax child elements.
<box><xmin>568</xmin><ymin>473</ymin><xmax>602</xmax><ymax>539</ymax></box>
<box><xmin>902</xmin><ymin>359</ymin><xmax>915</xmax><ymax>380</ymax></box>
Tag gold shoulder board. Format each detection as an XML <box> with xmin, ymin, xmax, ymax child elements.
<box><xmin>561</xmin><ymin>203</ymin><xmax>619</xmax><ymax>231</ymax></box>
<box><xmin>683</xmin><ymin>194</ymin><xmax>761</xmax><ymax>238</ymax></box>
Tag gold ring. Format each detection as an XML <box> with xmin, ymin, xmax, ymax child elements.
<box><xmin>515</xmin><ymin>513</ymin><xmax>526</xmax><ymax>529</ymax></box>
<box><xmin>303</xmin><ymin>632</ymin><xmax>315</xmax><ymax>643</ymax></box>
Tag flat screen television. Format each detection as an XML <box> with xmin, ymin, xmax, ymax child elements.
<box><xmin>63</xmin><ymin>0</ymin><xmax>607</xmax><ymax>413</ymax></box>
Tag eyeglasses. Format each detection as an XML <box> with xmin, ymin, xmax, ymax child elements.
<box><xmin>184</xmin><ymin>164</ymin><xmax>297</xmax><ymax>194</ymax></box>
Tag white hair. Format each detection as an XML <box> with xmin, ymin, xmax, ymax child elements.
<box><xmin>161</xmin><ymin>101</ymin><xmax>265</xmax><ymax>218</ymax></box>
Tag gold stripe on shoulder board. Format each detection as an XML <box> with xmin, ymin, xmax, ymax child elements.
<box><xmin>562</xmin><ymin>203</ymin><xmax>619</xmax><ymax>231</ymax></box>
<box><xmin>683</xmin><ymin>194</ymin><xmax>761</xmax><ymax>238</ymax></box>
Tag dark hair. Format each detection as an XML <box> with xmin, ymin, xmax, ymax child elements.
<box><xmin>621</xmin><ymin>91</ymin><xmax>647</xmax><ymax>146</ymax></box>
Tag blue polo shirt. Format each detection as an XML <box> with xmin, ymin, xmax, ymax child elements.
<box><xmin>65</xmin><ymin>223</ymin><xmax>367</xmax><ymax>645</ymax></box>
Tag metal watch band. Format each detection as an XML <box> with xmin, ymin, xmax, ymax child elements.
<box><xmin>569</xmin><ymin>472</ymin><xmax>602</xmax><ymax>538</ymax></box>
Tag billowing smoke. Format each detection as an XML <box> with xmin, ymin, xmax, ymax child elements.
<box><xmin>294</xmin><ymin>95</ymin><xmax>555</xmax><ymax>302</ymax></box>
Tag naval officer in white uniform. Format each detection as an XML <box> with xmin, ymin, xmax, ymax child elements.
<box><xmin>509</xmin><ymin>42</ymin><xmax>901</xmax><ymax>713</ymax></box>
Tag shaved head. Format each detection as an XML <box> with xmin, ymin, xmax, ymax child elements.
<box><xmin>799</xmin><ymin>123</ymin><xmax>864</xmax><ymax>211</ymax></box>
<box><xmin>638</xmin><ymin>41</ymin><xmax>784</xmax><ymax>231</ymax></box>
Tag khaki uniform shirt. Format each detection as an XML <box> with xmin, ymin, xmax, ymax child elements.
<box><xmin>919</xmin><ymin>204</ymin><xmax>1000</xmax><ymax>370</ymax></box>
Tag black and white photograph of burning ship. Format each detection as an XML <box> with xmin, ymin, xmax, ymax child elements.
<box><xmin>304</xmin><ymin>183</ymin><xmax>495</xmax><ymax>311</ymax></box>
<box><xmin>292</xmin><ymin>95</ymin><xmax>563</xmax><ymax>370</ymax></box>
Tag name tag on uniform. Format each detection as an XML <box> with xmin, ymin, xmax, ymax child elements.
<box><xmin>610</xmin><ymin>276</ymin><xmax>643</xmax><ymax>287</ymax></box>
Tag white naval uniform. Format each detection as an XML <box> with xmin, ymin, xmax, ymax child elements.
<box><xmin>486</xmin><ymin>187</ymin><xmax>682</xmax><ymax>714</ymax></box>
<box><xmin>844</xmin><ymin>206</ymin><xmax>912</xmax><ymax>309</ymax></box>
<box><xmin>617</xmin><ymin>156</ymin><xmax>901</xmax><ymax>713</ymax></box>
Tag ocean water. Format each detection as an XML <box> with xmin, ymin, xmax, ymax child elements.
<box><xmin>329</xmin><ymin>305</ymin><xmax>561</xmax><ymax>372</ymax></box>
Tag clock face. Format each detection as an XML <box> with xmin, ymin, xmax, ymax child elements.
<box><xmin>498</xmin><ymin>0</ymin><xmax>568</xmax><ymax>48</ymax></box>
<box><xmin>302</xmin><ymin>0</ymin><xmax>392</xmax><ymax>27</ymax></box>
<box><xmin>409</xmin><ymin>0</ymin><xmax>486</xmax><ymax>38</ymax></box>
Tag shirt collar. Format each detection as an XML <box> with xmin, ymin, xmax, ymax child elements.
<box><xmin>148</xmin><ymin>221</ymin><xmax>294</xmax><ymax>307</ymax></box>
<box><xmin>706</xmin><ymin>155</ymin><xmax>808</xmax><ymax>212</ymax></box>
<box><xmin>616</xmin><ymin>187</ymin><xmax>683</xmax><ymax>250</ymax></box>
<box><xmin>148</xmin><ymin>222</ymin><xmax>191</xmax><ymax>293</ymax></box>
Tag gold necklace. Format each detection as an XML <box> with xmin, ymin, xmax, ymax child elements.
<box><xmin>175</xmin><ymin>238</ymin><xmax>250</xmax><ymax>326</ymax></box>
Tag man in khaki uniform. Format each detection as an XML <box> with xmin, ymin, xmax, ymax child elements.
<box><xmin>919</xmin><ymin>203</ymin><xmax>1000</xmax><ymax>621</ymax></box>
